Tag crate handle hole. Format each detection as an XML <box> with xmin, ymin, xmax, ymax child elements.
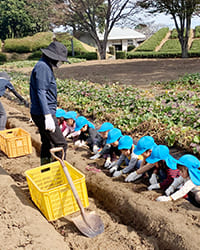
<box><xmin>41</xmin><ymin>167</ymin><xmax>50</xmax><ymax>173</ymax></box>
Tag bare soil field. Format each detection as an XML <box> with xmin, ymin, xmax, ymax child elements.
<box><xmin>0</xmin><ymin>58</ymin><xmax>200</xmax><ymax>249</ymax></box>
<box><xmin>55</xmin><ymin>58</ymin><xmax>200</xmax><ymax>86</ymax></box>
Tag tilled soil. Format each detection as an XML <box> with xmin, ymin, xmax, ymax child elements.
<box><xmin>54</xmin><ymin>58</ymin><xmax>200</xmax><ymax>86</ymax></box>
<box><xmin>0</xmin><ymin>97</ymin><xmax>200</xmax><ymax>250</ymax></box>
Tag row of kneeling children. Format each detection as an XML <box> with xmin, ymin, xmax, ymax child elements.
<box><xmin>56</xmin><ymin>109</ymin><xmax>200</xmax><ymax>208</ymax></box>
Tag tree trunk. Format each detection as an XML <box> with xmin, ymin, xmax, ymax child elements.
<box><xmin>94</xmin><ymin>37</ymin><xmax>107</xmax><ymax>60</ymax></box>
<box><xmin>181</xmin><ymin>39</ymin><xmax>188</xmax><ymax>58</ymax></box>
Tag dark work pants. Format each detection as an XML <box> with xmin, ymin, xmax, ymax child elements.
<box><xmin>31</xmin><ymin>114</ymin><xmax>67</xmax><ymax>162</ymax></box>
<box><xmin>0</xmin><ymin>100</ymin><xmax>7</xmax><ymax>130</ymax></box>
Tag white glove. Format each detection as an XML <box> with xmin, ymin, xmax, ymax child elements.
<box><xmin>156</xmin><ymin>195</ymin><xmax>171</xmax><ymax>202</ymax></box>
<box><xmin>149</xmin><ymin>173</ymin><xmax>158</xmax><ymax>185</ymax></box>
<box><xmin>74</xmin><ymin>140</ymin><xmax>86</xmax><ymax>147</ymax></box>
<box><xmin>165</xmin><ymin>185</ymin><xmax>175</xmax><ymax>196</ymax></box>
<box><xmin>113</xmin><ymin>170</ymin><xmax>122</xmax><ymax>177</ymax></box>
<box><xmin>45</xmin><ymin>114</ymin><xmax>55</xmax><ymax>132</ymax></box>
<box><xmin>93</xmin><ymin>145</ymin><xmax>99</xmax><ymax>154</ymax></box>
<box><xmin>104</xmin><ymin>158</ymin><xmax>112</xmax><ymax>168</ymax></box>
<box><xmin>90</xmin><ymin>153</ymin><xmax>101</xmax><ymax>160</ymax></box>
<box><xmin>107</xmin><ymin>161</ymin><xmax>117</xmax><ymax>170</ymax></box>
<box><xmin>109</xmin><ymin>165</ymin><xmax>118</xmax><ymax>174</ymax></box>
<box><xmin>125</xmin><ymin>171</ymin><xmax>142</xmax><ymax>182</ymax></box>
<box><xmin>148</xmin><ymin>183</ymin><xmax>160</xmax><ymax>191</ymax></box>
<box><xmin>67</xmin><ymin>134</ymin><xmax>72</xmax><ymax>139</ymax></box>
<box><xmin>74</xmin><ymin>140</ymin><xmax>82</xmax><ymax>147</ymax></box>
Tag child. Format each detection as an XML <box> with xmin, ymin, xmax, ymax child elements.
<box><xmin>56</xmin><ymin>108</ymin><xmax>67</xmax><ymax>135</ymax></box>
<box><xmin>125</xmin><ymin>136</ymin><xmax>156</xmax><ymax>182</ymax></box>
<box><xmin>90</xmin><ymin>122</ymin><xmax>114</xmax><ymax>160</ymax></box>
<box><xmin>112</xmin><ymin>135</ymin><xmax>143</xmax><ymax>177</ymax></box>
<box><xmin>74</xmin><ymin>116</ymin><xmax>102</xmax><ymax>152</ymax></box>
<box><xmin>156</xmin><ymin>154</ymin><xmax>200</xmax><ymax>207</ymax></box>
<box><xmin>0</xmin><ymin>72</ymin><xmax>28</xmax><ymax>130</ymax></box>
<box><xmin>104</xmin><ymin>128</ymin><xmax>123</xmax><ymax>169</ymax></box>
<box><xmin>63</xmin><ymin>111</ymin><xmax>80</xmax><ymax>139</ymax></box>
<box><xmin>145</xmin><ymin>145</ymin><xmax>179</xmax><ymax>191</ymax></box>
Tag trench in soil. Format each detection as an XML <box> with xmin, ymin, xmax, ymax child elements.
<box><xmin>2</xmin><ymin>100</ymin><xmax>199</xmax><ymax>250</ymax></box>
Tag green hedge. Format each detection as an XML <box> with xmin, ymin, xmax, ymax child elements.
<box><xmin>127</xmin><ymin>45</ymin><xmax>135</xmax><ymax>51</ymax></box>
<box><xmin>189</xmin><ymin>39</ymin><xmax>200</xmax><ymax>52</ymax></box>
<box><xmin>135</xmin><ymin>27</ymin><xmax>169</xmax><ymax>52</ymax></box>
<box><xmin>194</xmin><ymin>26</ymin><xmax>200</xmax><ymax>38</ymax></box>
<box><xmin>55</xmin><ymin>33</ymin><xmax>88</xmax><ymax>56</ymax></box>
<box><xmin>127</xmin><ymin>51</ymin><xmax>200</xmax><ymax>59</ymax></box>
<box><xmin>27</xmin><ymin>51</ymin><xmax>42</xmax><ymax>60</ymax></box>
<box><xmin>3</xmin><ymin>31</ymin><xmax>90</xmax><ymax>56</ymax></box>
<box><xmin>159</xmin><ymin>39</ymin><xmax>181</xmax><ymax>53</ymax></box>
<box><xmin>74</xmin><ymin>52</ymin><xmax>97</xmax><ymax>60</ymax></box>
<box><xmin>0</xmin><ymin>53</ymin><xmax>7</xmax><ymax>63</ymax></box>
<box><xmin>116</xmin><ymin>51</ymin><xmax>126</xmax><ymax>59</ymax></box>
<box><xmin>171</xmin><ymin>28</ymin><xmax>191</xmax><ymax>39</ymax></box>
<box><xmin>4</xmin><ymin>32</ymin><xmax>53</xmax><ymax>53</ymax></box>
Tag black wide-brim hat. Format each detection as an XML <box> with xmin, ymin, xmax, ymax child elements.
<box><xmin>41</xmin><ymin>41</ymin><xmax>69</xmax><ymax>62</ymax></box>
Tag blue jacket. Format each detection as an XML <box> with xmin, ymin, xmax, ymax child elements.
<box><xmin>0</xmin><ymin>79</ymin><xmax>14</xmax><ymax>97</ymax></box>
<box><xmin>30</xmin><ymin>57</ymin><xmax>57</xmax><ymax>115</ymax></box>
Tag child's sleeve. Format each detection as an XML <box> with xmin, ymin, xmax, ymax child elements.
<box><xmin>116</xmin><ymin>154</ymin><xmax>126</xmax><ymax>167</ymax></box>
<box><xmin>100</xmin><ymin>144</ymin><xmax>111</xmax><ymax>155</ymax></box>
<box><xmin>171</xmin><ymin>179</ymin><xmax>196</xmax><ymax>201</ymax></box>
<box><xmin>122</xmin><ymin>153</ymin><xmax>138</xmax><ymax>174</ymax></box>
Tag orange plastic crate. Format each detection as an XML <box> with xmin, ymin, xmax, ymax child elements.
<box><xmin>25</xmin><ymin>161</ymin><xmax>89</xmax><ymax>221</ymax></box>
<box><xmin>0</xmin><ymin>128</ymin><xmax>32</xmax><ymax>157</ymax></box>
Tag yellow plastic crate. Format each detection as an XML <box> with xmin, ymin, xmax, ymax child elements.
<box><xmin>25</xmin><ymin>161</ymin><xmax>89</xmax><ymax>221</ymax></box>
<box><xmin>0</xmin><ymin>128</ymin><xmax>32</xmax><ymax>158</ymax></box>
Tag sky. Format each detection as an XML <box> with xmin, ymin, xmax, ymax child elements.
<box><xmin>53</xmin><ymin>12</ymin><xmax>200</xmax><ymax>33</ymax></box>
<box><xmin>147</xmin><ymin>13</ymin><xmax>199</xmax><ymax>29</ymax></box>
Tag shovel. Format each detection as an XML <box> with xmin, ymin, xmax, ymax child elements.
<box><xmin>50</xmin><ymin>147</ymin><xmax>104</xmax><ymax>238</ymax></box>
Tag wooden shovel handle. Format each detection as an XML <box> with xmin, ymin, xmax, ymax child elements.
<box><xmin>50</xmin><ymin>147</ymin><xmax>86</xmax><ymax>218</ymax></box>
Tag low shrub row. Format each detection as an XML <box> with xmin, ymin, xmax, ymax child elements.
<box><xmin>171</xmin><ymin>28</ymin><xmax>192</xmax><ymax>39</ymax></box>
<box><xmin>127</xmin><ymin>51</ymin><xmax>200</xmax><ymax>58</ymax></box>
<box><xmin>74</xmin><ymin>52</ymin><xmax>97</xmax><ymax>60</ymax></box>
<box><xmin>189</xmin><ymin>39</ymin><xmax>200</xmax><ymax>52</ymax></box>
<box><xmin>0</xmin><ymin>53</ymin><xmax>7</xmax><ymax>64</ymax></box>
<box><xmin>159</xmin><ymin>39</ymin><xmax>181</xmax><ymax>53</ymax></box>
<box><xmin>4</xmin><ymin>32</ymin><xmax>53</xmax><ymax>53</ymax></box>
<box><xmin>194</xmin><ymin>26</ymin><xmax>200</xmax><ymax>38</ymax></box>
<box><xmin>135</xmin><ymin>27</ymin><xmax>169</xmax><ymax>52</ymax></box>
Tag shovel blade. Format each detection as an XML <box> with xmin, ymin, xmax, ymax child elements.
<box><xmin>71</xmin><ymin>212</ymin><xmax>104</xmax><ymax>238</ymax></box>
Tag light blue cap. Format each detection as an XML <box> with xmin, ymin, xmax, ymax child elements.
<box><xmin>74</xmin><ymin>116</ymin><xmax>95</xmax><ymax>131</ymax></box>
<box><xmin>177</xmin><ymin>154</ymin><xmax>200</xmax><ymax>185</ymax></box>
<box><xmin>106</xmin><ymin>128</ymin><xmax>122</xmax><ymax>144</ymax></box>
<box><xmin>64</xmin><ymin>111</ymin><xmax>77</xmax><ymax>120</ymax></box>
<box><xmin>134</xmin><ymin>136</ymin><xmax>156</xmax><ymax>155</ymax></box>
<box><xmin>118</xmin><ymin>135</ymin><xmax>133</xmax><ymax>150</ymax></box>
<box><xmin>98</xmin><ymin>122</ymin><xmax>114</xmax><ymax>132</ymax></box>
<box><xmin>146</xmin><ymin>145</ymin><xmax>177</xmax><ymax>169</ymax></box>
<box><xmin>56</xmin><ymin>108</ymin><xmax>66</xmax><ymax>118</ymax></box>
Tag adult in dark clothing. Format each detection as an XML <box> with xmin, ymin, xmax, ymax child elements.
<box><xmin>30</xmin><ymin>41</ymin><xmax>68</xmax><ymax>165</ymax></box>
<box><xmin>0</xmin><ymin>72</ymin><xmax>28</xmax><ymax>130</ymax></box>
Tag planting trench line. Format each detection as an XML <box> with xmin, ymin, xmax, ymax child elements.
<box><xmin>5</xmin><ymin>111</ymin><xmax>200</xmax><ymax>250</ymax></box>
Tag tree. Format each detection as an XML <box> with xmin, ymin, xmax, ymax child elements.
<box><xmin>0</xmin><ymin>0</ymin><xmax>31</xmax><ymax>40</ymax></box>
<box><xmin>0</xmin><ymin>0</ymin><xmax>53</xmax><ymax>40</ymax></box>
<box><xmin>137</xmin><ymin>0</ymin><xmax>200</xmax><ymax>58</ymax></box>
<box><xmin>54</xmin><ymin>0</ymin><xmax>137</xmax><ymax>59</ymax></box>
<box><xmin>25</xmin><ymin>0</ymin><xmax>54</xmax><ymax>34</ymax></box>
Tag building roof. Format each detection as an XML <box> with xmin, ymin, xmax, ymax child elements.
<box><xmin>98</xmin><ymin>27</ymin><xmax>146</xmax><ymax>40</ymax></box>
